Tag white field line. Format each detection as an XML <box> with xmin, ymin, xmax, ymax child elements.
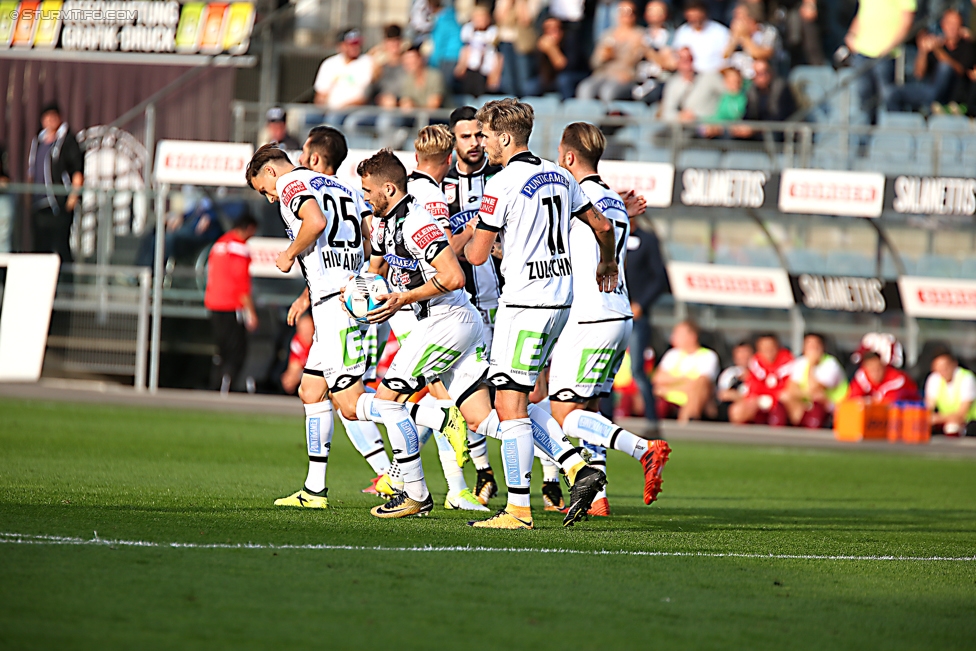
<box><xmin>1</xmin><ymin>532</ymin><xmax>974</xmax><ymax>562</ymax></box>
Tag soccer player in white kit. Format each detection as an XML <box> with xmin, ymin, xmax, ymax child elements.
<box><xmin>292</xmin><ymin>125</ymin><xmax>395</xmax><ymax>495</ymax></box>
<box><xmin>463</xmin><ymin>99</ymin><xmax>621</xmax><ymax>528</ymax></box>
<box><xmin>443</xmin><ymin>107</ymin><xmax>503</xmax><ymax>504</ymax></box>
<box><xmin>245</xmin><ymin>145</ymin><xmax>436</xmax><ymax>518</ymax></box>
<box><xmin>405</xmin><ymin>125</ymin><xmax>490</xmax><ymax>512</ymax></box>
<box><xmin>546</xmin><ymin>123</ymin><xmax>672</xmax><ymax>513</ymax></box>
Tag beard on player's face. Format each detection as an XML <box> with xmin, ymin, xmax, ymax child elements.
<box><xmin>460</xmin><ymin>143</ymin><xmax>484</xmax><ymax>165</ymax></box>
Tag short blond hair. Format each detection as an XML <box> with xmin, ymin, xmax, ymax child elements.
<box><xmin>476</xmin><ymin>98</ymin><xmax>534</xmax><ymax>146</ymax></box>
<box><xmin>560</xmin><ymin>122</ymin><xmax>606</xmax><ymax>169</ymax></box>
<box><xmin>414</xmin><ymin>124</ymin><xmax>455</xmax><ymax>162</ymax></box>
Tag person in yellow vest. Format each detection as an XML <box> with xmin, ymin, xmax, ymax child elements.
<box><xmin>652</xmin><ymin>320</ymin><xmax>719</xmax><ymax>423</ymax></box>
<box><xmin>924</xmin><ymin>347</ymin><xmax>976</xmax><ymax>437</ymax></box>
<box><xmin>782</xmin><ymin>333</ymin><xmax>849</xmax><ymax>429</ymax></box>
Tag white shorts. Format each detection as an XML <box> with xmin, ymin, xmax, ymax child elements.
<box><xmin>383</xmin><ymin>303</ymin><xmax>489</xmax><ymax>403</ymax></box>
<box><xmin>306</xmin><ymin>297</ymin><xmax>368</xmax><ymax>391</ymax></box>
<box><xmin>362</xmin><ymin>321</ymin><xmax>391</xmax><ymax>382</ymax></box>
<box><xmin>388</xmin><ymin>308</ymin><xmax>418</xmax><ymax>343</ymax></box>
<box><xmin>475</xmin><ymin>304</ymin><xmax>497</xmax><ymax>355</ymax></box>
<box><xmin>548</xmin><ymin>317</ymin><xmax>633</xmax><ymax>402</ymax></box>
<box><xmin>488</xmin><ymin>305</ymin><xmax>570</xmax><ymax>393</ymax></box>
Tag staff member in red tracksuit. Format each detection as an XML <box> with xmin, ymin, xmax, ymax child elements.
<box><xmin>205</xmin><ymin>212</ymin><xmax>259</xmax><ymax>393</ymax></box>
<box><xmin>730</xmin><ymin>332</ymin><xmax>794</xmax><ymax>426</ymax></box>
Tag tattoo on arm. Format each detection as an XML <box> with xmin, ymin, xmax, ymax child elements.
<box><xmin>432</xmin><ymin>277</ymin><xmax>449</xmax><ymax>294</ymax></box>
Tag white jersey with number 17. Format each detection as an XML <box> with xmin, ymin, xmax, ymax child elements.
<box><xmin>275</xmin><ymin>167</ymin><xmax>369</xmax><ymax>301</ymax></box>
<box><xmin>477</xmin><ymin>151</ymin><xmax>592</xmax><ymax>307</ymax></box>
<box><xmin>572</xmin><ymin>175</ymin><xmax>632</xmax><ymax>322</ymax></box>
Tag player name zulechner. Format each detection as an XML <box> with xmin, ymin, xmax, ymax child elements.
<box><xmin>526</xmin><ymin>257</ymin><xmax>573</xmax><ymax>280</ymax></box>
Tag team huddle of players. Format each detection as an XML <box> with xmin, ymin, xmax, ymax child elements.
<box><xmin>245</xmin><ymin>99</ymin><xmax>670</xmax><ymax>529</ymax></box>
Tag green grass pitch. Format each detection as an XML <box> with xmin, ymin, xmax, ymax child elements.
<box><xmin>1</xmin><ymin>397</ymin><xmax>974</xmax><ymax>650</ymax></box>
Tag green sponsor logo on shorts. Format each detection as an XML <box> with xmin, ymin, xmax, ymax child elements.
<box><xmin>340</xmin><ymin>327</ymin><xmax>366</xmax><ymax>366</ymax></box>
<box><xmin>363</xmin><ymin>330</ymin><xmax>378</xmax><ymax>368</ymax></box>
<box><xmin>577</xmin><ymin>347</ymin><xmax>616</xmax><ymax>385</ymax></box>
<box><xmin>476</xmin><ymin>343</ymin><xmax>486</xmax><ymax>363</ymax></box>
<box><xmin>512</xmin><ymin>330</ymin><xmax>549</xmax><ymax>372</ymax></box>
<box><xmin>412</xmin><ymin>344</ymin><xmax>462</xmax><ymax>377</ymax></box>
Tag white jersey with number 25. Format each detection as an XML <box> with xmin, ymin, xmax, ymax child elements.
<box><xmin>276</xmin><ymin>167</ymin><xmax>369</xmax><ymax>301</ymax></box>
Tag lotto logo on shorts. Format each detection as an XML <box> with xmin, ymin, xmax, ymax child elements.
<box><xmin>281</xmin><ymin>180</ymin><xmax>307</xmax><ymax>207</ymax></box>
<box><xmin>480</xmin><ymin>195</ymin><xmax>498</xmax><ymax>215</ymax></box>
<box><xmin>412</xmin><ymin>223</ymin><xmax>446</xmax><ymax>249</ymax></box>
<box><xmin>425</xmin><ymin>202</ymin><xmax>450</xmax><ymax>220</ymax></box>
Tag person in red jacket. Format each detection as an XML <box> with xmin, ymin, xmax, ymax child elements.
<box><xmin>281</xmin><ymin>313</ymin><xmax>314</xmax><ymax>395</ymax></box>
<box><xmin>730</xmin><ymin>333</ymin><xmax>794</xmax><ymax>426</ymax></box>
<box><xmin>204</xmin><ymin>212</ymin><xmax>259</xmax><ymax>393</ymax></box>
<box><xmin>847</xmin><ymin>351</ymin><xmax>919</xmax><ymax>404</ymax></box>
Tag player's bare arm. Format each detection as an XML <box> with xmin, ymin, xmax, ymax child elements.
<box><xmin>576</xmin><ymin>206</ymin><xmax>619</xmax><ymax>291</ymax></box>
<box><xmin>277</xmin><ymin>199</ymin><xmax>327</xmax><ymax>273</ymax></box>
<box><xmin>360</xmin><ymin>215</ymin><xmax>373</xmax><ymax>258</ymax></box>
<box><xmin>366</xmin><ymin>247</ymin><xmax>465</xmax><ymax>323</ymax></box>
<box><xmin>286</xmin><ymin>289</ymin><xmax>310</xmax><ymax>326</ymax></box>
<box><xmin>463</xmin><ymin>227</ymin><xmax>497</xmax><ymax>266</ymax></box>
<box><xmin>622</xmin><ymin>190</ymin><xmax>647</xmax><ymax>217</ymax></box>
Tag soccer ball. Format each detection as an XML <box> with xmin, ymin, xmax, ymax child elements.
<box><xmin>343</xmin><ymin>274</ymin><xmax>390</xmax><ymax>324</ymax></box>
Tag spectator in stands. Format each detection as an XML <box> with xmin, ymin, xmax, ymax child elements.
<box><xmin>313</xmin><ymin>29</ymin><xmax>375</xmax><ymax>110</ymax></box>
<box><xmin>204</xmin><ymin>212</ymin><xmax>259</xmax><ymax>394</ymax></box>
<box><xmin>888</xmin><ymin>9</ymin><xmax>975</xmax><ymax>114</ymax></box>
<box><xmin>494</xmin><ymin>0</ymin><xmax>541</xmax><ymax>98</ymax></box>
<box><xmin>455</xmin><ymin>4</ymin><xmax>502</xmax><ymax>97</ymax></box>
<box><xmin>531</xmin><ymin>17</ymin><xmax>589</xmax><ymax>99</ymax></box>
<box><xmin>781</xmin><ymin>333</ymin><xmax>848</xmax><ymax>429</ymax></box>
<box><xmin>659</xmin><ymin>47</ymin><xmax>725</xmax><ymax>121</ymax></box>
<box><xmin>724</xmin><ymin>2</ymin><xmax>780</xmax><ymax>80</ymax></box>
<box><xmin>847</xmin><ymin>351</ymin><xmax>919</xmax><ymax>404</ymax></box>
<box><xmin>730</xmin><ymin>59</ymin><xmax>797</xmax><ymax>138</ymax></box>
<box><xmin>409</xmin><ymin>0</ymin><xmax>438</xmax><ymax>44</ymax></box>
<box><xmin>844</xmin><ymin>0</ymin><xmax>916</xmax><ymax>123</ymax></box>
<box><xmin>716</xmin><ymin>340</ymin><xmax>754</xmax><ymax>422</ymax></box>
<box><xmin>28</xmin><ymin>102</ymin><xmax>83</xmax><ymax>263</ymax></box>
<box><xmin>135</xmin><ymin>187</ymin><xmax>224</xmax><ymax>268</ymax></box>
<box><xmin>652</xmin><ymin>321</ymin><xmax>721</xmax><ymax>423</ymax></box>
<box><xmin>778</xmin><ymin>0</ymin><xmax>825</xmax><ymax>66</ymax></box>
<box><xmin>429</xmin><ymin>1</ymin><xmax>463</xmax><ymax>94</ymax></box>
<box><xmin>924</xmin><ymin>347</ymin><xmax>976</xmax><ymax>437</ymax></box>
<box><xmin>264</xmin><ymin>108</ymin><xmax>300</xmax><ymax>151</ymax></box>
<box><xmin>699</xmin><ymin>66</ymin><xmax>748</xmax><ymax>137</ymax></box>
<box><xmin>730</xmin><ymin>333</ymin><xmax>793</xmax><ymax>426</ymax></box>
<box><xmin>369</xmin><ymin>24</ymin><xmax>406</xmax><ymax>102</ymax></box>
<box><xmin>281</xmin><ymin>312</ymin><xmax>314</xmax><ymax>395</ymax></box>
<box><xmin>633</xmin><ymin>1</ymin><xmax>674</xmax><ymax>103</ymax></box>
<box><xmin>0</xmin><ymin>143</ymin><xmax>11</xmax><ymax>253</ymax></box>
<box><xmin>626</xmin><ymin>209</ymin><xmax>668</xmax><ymax>426</ymax></box>
<box><xmin>577</xmin><ymin>1</ymin><xmax>646</xmax><ymax>101</ymax></box>
<box><xmin>666</xmin><ymin>0</ymin><xmax>731</xmax><ymax>74</ymax></box>
<box><xmin>378</xmin><ymin>46</ymin><xmax>446</xmax><ymax>109</ymax></box>
<box><xmin>548</xmin><ymin>0</ymin><xmax>590</xmax><ymax>77</ymax></box>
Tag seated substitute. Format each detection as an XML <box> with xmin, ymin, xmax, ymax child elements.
<box><xmin>652</xmin><ymin>320</ymin><xmax>720</xmax><ymax>422</ymax></box>
<box><xmin>715</xmin><ymin>340</ymin><xmax>753</xmax><ymax>422</ymax></box>
<box><xmin>924</xmin><ymin>347</ymin><xmax>976</xmax><ymax>437</ymax></box>
<box><xmin>730</xmin><ymin>333</ymin><xmax>793</xmax><ymax>426</ymax></box>
<box><xmin>781</xmin><ymin>333</ymin><xmax>848</xmax><ymax>429</ymax></box>
<box><xmin>847</xmin><ymin>351</ymin><xmax>919</xmax><ymax>405</ymax></box>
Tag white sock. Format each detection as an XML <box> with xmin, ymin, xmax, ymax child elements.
<box><xmin>541</xmin><ymin>455</ymin><xmax>560</xmax><ymax>483</ymax></box>
<box><xmin>359</xmin><ymin>394</ymin><xmax>428</xmax><ymax>500</ymax></box>
<box><xmin>476</xmin><ymin>409</ymin><xmax>501</xmax><ymax>441</ymax></box>
<box><xmin>563</xmin><ymin>410</ymin><xmax>649</xmax><ymax>461</ymax></box>
<box><xmin>432</xmin><ymin>429</ymin><xmax>468</xmax><ymax>492</ymax></box>
<box><xmin>339</xmin><ymin>413</ymin><xmax>390</xmax><ymax>475</ymax></box>
<box><xmin>303</xmin><ymin>401</ymin><xmax>334</xmax><ymax>494</ymax></box>
<box><xmin>467</xmin><ymin>429</ymin><xmax>491</xmax><ymax>470</ymax></box>
<box><xmin>527</xmin><ymin>403</ymin><xmax>586</xmax><ymax>473</ymax></box>
<box><xmin>359</xmin><ymin>392</ymin><xmax>451</xmax><ymax>432</ymax></box>
<box><xmin>499</xmin><ymin>418</ymin><xmax>534</xmax><ymax>508</ymax></box>
<box><xmin>438</xmin><ymin>450</ymin><xmax>468</xmax><ymax>493</ymax></box>
<box><xmin>387</xmin><ymin>459</ymin><xmax>404</xmax><ymax>489</ymax></box>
